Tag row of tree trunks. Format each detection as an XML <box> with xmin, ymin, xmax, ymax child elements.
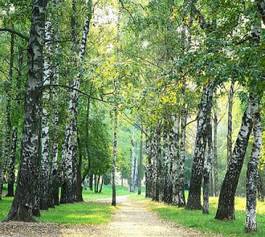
<box><xmin>145</xmin><ymin>110</ymin><xmax>187</xmax><ymax>206</ymax></box>
<box><xmin>93</xmin><ymin>175</ymin><xmax>104</xmax><ymax>193</ymax></box>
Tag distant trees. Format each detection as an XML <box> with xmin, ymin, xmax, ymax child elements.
<box><xmin>120</xmin><ymin>0</ymin><xmax>264</xmax><ymax>234</ymax></box>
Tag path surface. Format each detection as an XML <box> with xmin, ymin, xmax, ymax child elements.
<box><xmin>0</xmin><ymin>197</ymin><xmax>211</xmax><ymax>237</ymax></box>
<box><xmin>101</xmin><ymin>197</ymin><xmax>207</xmax><ymax>237</ymax></box>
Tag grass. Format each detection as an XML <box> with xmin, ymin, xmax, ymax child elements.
<box><xmin>138</xmin><ymin>195</ymin><xmax>265</xmax><ymax>237</ymax></box>
<box><xmin>83</xmin><ymin>185</ymin><xmax>130</xmax><ymax>201</ymax></box>
<box><xmin>37</xmin><ymin>202</ymin><xmax>113</xmax><ymax>224</ymax></box>
<box><xmin>0</xmin><ymin>185</ymin><xmax>130</xmax><ymax>225</ymax></box>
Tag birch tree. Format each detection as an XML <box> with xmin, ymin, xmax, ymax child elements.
<box><xmin>187</xmin><ymin>83</ymin><xmax>214</xmax><ymax>209</ymax></box>
<box><xmin>215</xmin><ymin>95</ymin><xmax>259</xmax><ymax>220</ymax></box>
<box><xmin>245</xmin><ymin>108</ymin><xmax>262</xmax><ymax>232</ymax></box>
<box><xmin>61</xmin><ymin>0</ymin><xmax>92</xmax><ymax>203</ymax></box>
<box><xmin>6</xmin><ymin>0</ymin><xmax>48</xmax><ymax>221</ymax></box>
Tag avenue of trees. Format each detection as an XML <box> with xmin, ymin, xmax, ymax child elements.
<box><xmin>0</xmin><ymin>0</ymin><xmax>264</xmax><ymax>235</ymax></box>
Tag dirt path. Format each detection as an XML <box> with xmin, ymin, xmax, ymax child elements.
<box><xmin>101</xmin><ymin>197</ymin><xmax>209</xmax><ymax>237</ymax></box>
<box><xmin>0</xmin><ymin>197</ymin><xmax>211</xmax><ymax>237</ymax></box>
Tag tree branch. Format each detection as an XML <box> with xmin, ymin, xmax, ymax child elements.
<box><xmin>0</xmin><ymin>28</ymin><xmax>29</xmax><ymax>41</ymax></box>
<box><xmin>41</xmin><ymin>84</ymin><xmax>114</xmax><ymax>104</ymax></box>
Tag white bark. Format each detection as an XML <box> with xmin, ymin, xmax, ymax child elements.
<box><xmin>40</xmin><ymin>20</ymin><xmax>53</xmax><ymax>209</ymax></box>
<box><xmin>245</xmin><ymin>106</ymin><xmax>262</xmax><ymax>232</ymax></box>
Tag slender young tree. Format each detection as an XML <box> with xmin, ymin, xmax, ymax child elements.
<box><xmin>171</xmin><ymin>116</ymin><xmax>180</xmax><ymax>205</ymax></box>
<box><xmin>48</xmin><ymin>0</ymin><xmax>61</xmax><ymax>207</ymax></box>
<box><xmin>3</xmin><ymin>31</ymin><xmax>15</xmax><ymax>192</ymax></box>
<box><xmin>202</xmin><ymin>117</ymin><xmax>213</xmax><ymax>214</ymax></box>
<box><xmin>176</xmin><ymin>108</ymin><xmax>188</xmax><ymax>207</ymax></box>
<box><xmin>227</xmin><ymin>81</ymin><xmax>234</xmax><ymax>165</ymax></box>
<box><xmin>6</xmin><ymin>127</ymin><xmax>17</xmax><ymax>197</ymax></box>
<box><xmin>137</xmin><ymin>130</ymin><xmax>143</xmax><ymax>195</ymax></box>
<box><xmin>162</xmin><ymin>119</ymin><xmax>172</xmax><ymax>203</ymax></box>
<box><xmin>212</xmin><ymin>108</ymin><xmax>218</xmax><ymax>196</ymax></box>
<box><xmin>111</xmin><ymin>81</ymin><xmax>118</xmax><ymax>206</ymax></box>
<box><xmin>145</xmin><ymin>130</ymin><xmax>153</xmax><ymax>198</ymax></box>
<box><xmin>129</xmin><ymin>127</ymin><xmax>138</xmax><ymax>192</ymax></box>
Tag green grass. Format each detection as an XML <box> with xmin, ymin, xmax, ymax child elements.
<box><xmin>0</xmin><ymin>197</ymin><xmax>13</xmax><ymax>221</ymax></box>
<box><xmin>83</xmin><ymin>185</ymin><xmax>130</xmax><ymax>201</ymax></box>
<box><xmin>140</xmin><ymin>195</ymin><xmax>265</xmax><ymax>237</ymax></box>
<box><xmin>0</xmin><ymin>185</ymin><xmax>130</xmax><ymax>225</ymax></box>
<box><xmin>37</xmin><ymin>202</ymin><xmax>113</xmax><ymax>224</ymax></box>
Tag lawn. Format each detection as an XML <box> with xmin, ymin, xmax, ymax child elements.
<box><xmin>0</xmin><ymin>185</ymin><xmax>130</xmax><ymax>225</ymax></box>
<box><xmin>139</xmin><ymin>195</ymin><xmax>265</xmax><ymax>237</ymax></box>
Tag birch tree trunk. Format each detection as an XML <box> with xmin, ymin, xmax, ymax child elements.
<box><xmin>245</xmin><ymin>109</ymin><xmax>262</xmax><ymax>232</ymax></box>
<box><xmin>215</xmin><ymin>95</ymin><xmax>258</xmax><ymax>220</ymax></box>
<box><xmin>257</xmin><ymin>173</ymin><xmax>265</xmax><ymax>201</ymax></box>
<box><xmin>227</xmin><ymin>81</ymin><xmax>234</xmax><ymax>165</ymax></box>
<box><xmin>186</xmin><ymin>83</ymin><xmax>214</xmax><ymax>209</ymax></box>
<box><xmin>40</xmin><ymin>20</ymin><xmax>53</xmax><ymax>210</ymax></box>
<box><xmin>130</xmin><ymin>128</ymin><xmax>138</xmax><ymax>192</ymax></box>
<box><xmin>171</xmin><ymin>116</ymin><xmax>180</xmax><ymax>205</ymax></box>
<box><xmin>175</xmin><ymin>109</ymin><xmax>188</xmax><ymax>207</ymax></box>
<box><xmin>162</xmin><ymin>120</ymin><xmax>173</xmax><ymax>203</ymax></box>
<box><xmin>111</xmin><ymin>90</ymin><xmax>118</xmax><ymax>206</ymax></box>
<box><xmin>61</xmin><ymin>0</ymin><xmax>92</xmax><ymax>203</ymax></box>
<box><xmin>3</xmin><ymin>31</ymin><xmax>15</xmax><ymax>188</ymax></box>
<box><xmin>48</xmin><ymin>0</ymin><xmax>61</xmax><ymax>208</ymax></box>
<box><xmin>137</xmin><ymin>130</ymin><xmax>143</xmax><ymax>195</ymax></box>
<box><xmin>6</xmin><ymin>127</ymin><xmax>17</xmax><ymax>197</ymax></box>
<box><xmin>202</xmin><ymin>118</ymin><xmax>213</xmax><ymax>214</ymax></box>
<box><xmin>145</xmin><ymin>130</ymin><xmax>153</xmax><ymax>198</ymax></box>
<box><xmin>153</xmin><ymin>124</ymin><xmax>162</xmax><ymax>201</ymax></box>
<box><xmin>76</xmin><ymin>135</ymin><xmax>83</xmax><ymax>201</ymax></box>
<box><xmin>212</xmin><ymin>109</ymin><xmax>218</xmax><ymax>196</ymax></box>
<box><xmin>0</xmin><ymin>161</ymin><xmax>3</xmax><ymax>199</ymax></box>
<box><xmin>6</xmin><ymin>0</ymin><xmax>48</xmax><ymax>221</ymax></box>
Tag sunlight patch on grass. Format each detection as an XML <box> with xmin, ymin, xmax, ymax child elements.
<box><xmin>145</xmin><ymin>196</ymin><xmax>265</xmax><ymax>237</ymax></box>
